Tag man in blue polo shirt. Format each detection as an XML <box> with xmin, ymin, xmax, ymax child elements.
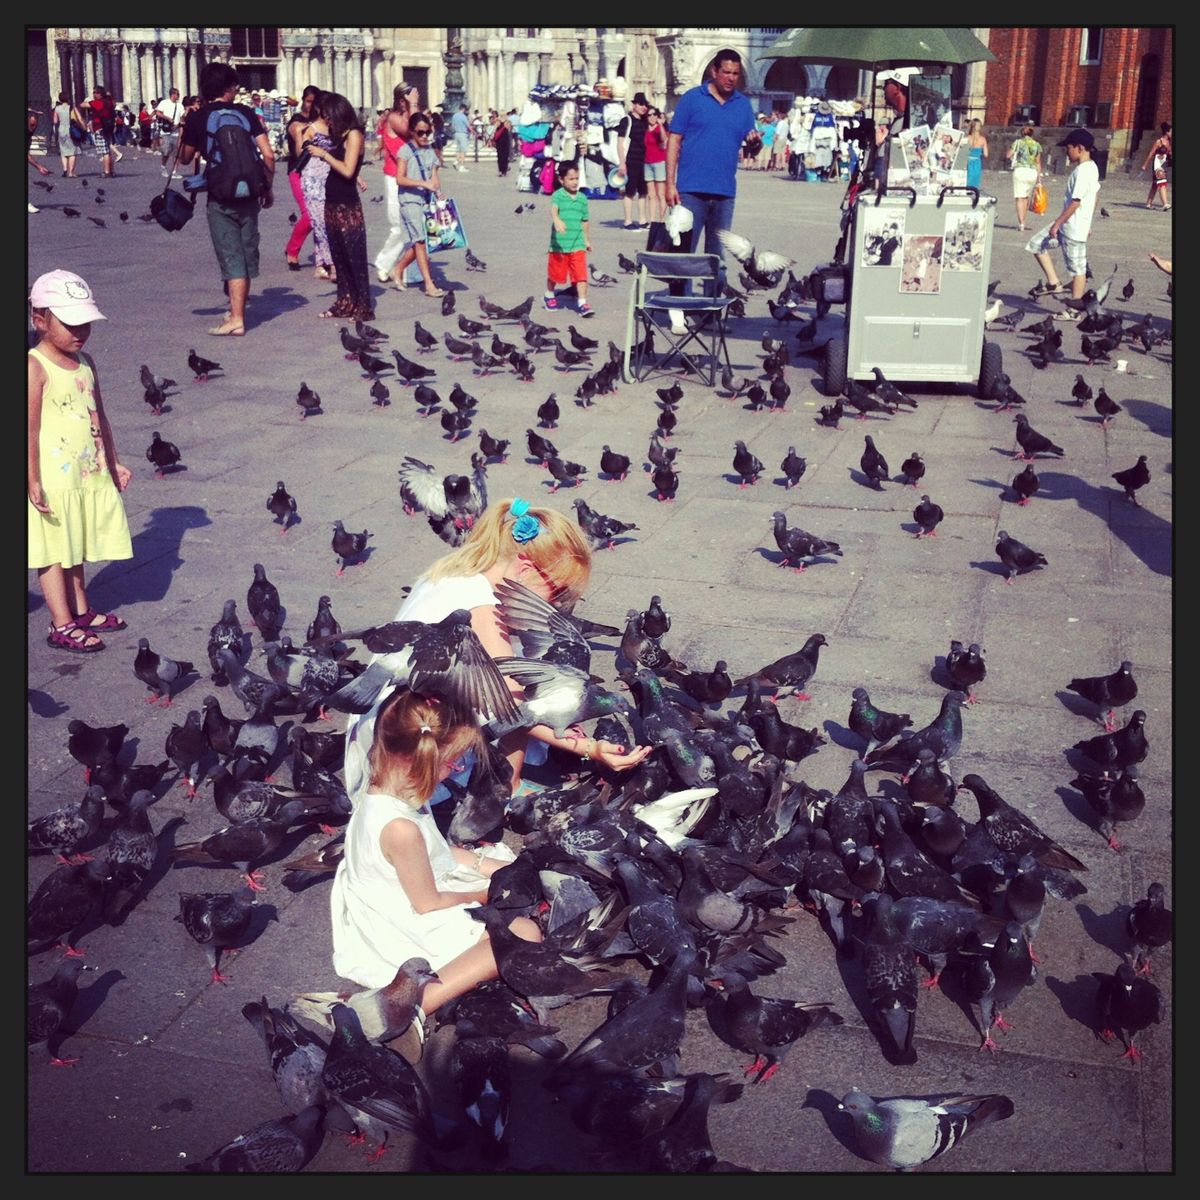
<box><xmin>665</xmin><ymin>48</ymin><xmax>758</xmax><ymax>268</ymax></box>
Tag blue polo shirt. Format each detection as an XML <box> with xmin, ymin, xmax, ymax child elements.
<box><xmin>672</xmin><ymin>82</ymin><xmax>756</xmax><ymax>196</ymax></box>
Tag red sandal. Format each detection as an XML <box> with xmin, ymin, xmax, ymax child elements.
<box><xmin>75</xmin><ymin>607</ymin><xmax>127</xmax><ymax>632</ymax></box>
<box><xmin>47</xmin><ymin>621</ymin><xmax>105</xmax><ymax>653</ymax></box>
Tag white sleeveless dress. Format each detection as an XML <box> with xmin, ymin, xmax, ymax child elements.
<box><xmin>330</xmin><ymin>789</ymin><xmax>505</xmax><ymax>986</ymax></box>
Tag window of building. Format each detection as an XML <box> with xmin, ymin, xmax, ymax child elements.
<box><xmin>230</xmin><ymin>28</ymin><xmax>280</xmax><ymax>60</ymax></box>
<box><xmin>1080</xmin><ymin>27</ymin><xmax>1103</xmax><ymax>66</ymax></box>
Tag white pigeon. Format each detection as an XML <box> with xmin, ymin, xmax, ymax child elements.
<box><xmin>664</xmin><ymin>204</ymin><xmax>694</xmax><ymax>247</ymax></box>
<box><xmin>983</xmin><ymin>297</ymin><xmax>1003</xmax><ymax>325</ymax></box>
<box><xmin>632</xmin><ymin>787</ymin><xmax>717</xmax><ymax>848</ymax></box>
<box><xmin>716</xmin><ymin>229</ymin><xmax>795</xmax><ymax>287</ymax></box>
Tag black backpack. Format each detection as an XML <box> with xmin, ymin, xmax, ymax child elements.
<box><xmin>204</xmin><ymin>105</ymin><xmax>266</xmax><ymax>203</ymax></box>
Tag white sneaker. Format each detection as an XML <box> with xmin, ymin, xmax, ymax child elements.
<box><xmin>458</xmin><ymin>166</ymin><xmax>468</xmax><ymax>173</ymax></box>
<box><xmin>28</xmin><ymin>202</ymin><xmax>39</xmax><ymax>214</ymax></box>
<box><xmin>113</xmin><ymin>149</ymin><xmax>123</xmax><ymax>162</ymax></box>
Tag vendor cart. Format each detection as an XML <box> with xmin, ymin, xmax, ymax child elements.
<box><xmin>820</xmin><ymin>183</ymin><xmax>1001</xmax><ymax>397</ymax></box>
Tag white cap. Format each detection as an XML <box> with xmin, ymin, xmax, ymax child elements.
<box><xmin>29</xmin><ymin>269</ymin><xmax>107</xmax><ymax>323</ymax></box>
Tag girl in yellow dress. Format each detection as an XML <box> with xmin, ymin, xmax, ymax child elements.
<box><xmin>28</xmin><ymin>269</ymin><xmax>133</xmax><ymax>652</ymax></box>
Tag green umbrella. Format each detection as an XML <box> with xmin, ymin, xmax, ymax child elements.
<box><xmin>759</xmin><ymin>27</ymin><xmax>996</xmax><ymax>69</ymax></box>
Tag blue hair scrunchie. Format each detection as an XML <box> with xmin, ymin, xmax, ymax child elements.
<box><xmin>510</xmin><ymin>497</ymin><xmax>541</xmax><ymax>543</ymax></box>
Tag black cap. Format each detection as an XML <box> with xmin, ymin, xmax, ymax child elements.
<box><xmin>632</xmin><ymin>92</ymin><xmax>650</xmax><ymax>107</ymax></box>
<box><xmin>1058</xmin><ymin>128</ymin><xmax>1095</xmax><ymax>150</ymax></box>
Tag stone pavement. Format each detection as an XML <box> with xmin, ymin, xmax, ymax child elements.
<box><xmin>28</xmin><ymin>146</ymin><xmax>1172</xmax><ymax>1172</ymax></box>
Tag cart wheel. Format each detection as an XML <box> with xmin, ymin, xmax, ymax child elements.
<box><xmin>824</xmin><ymin>336</ymin><xmax>848</xmax><ymax>398</ymax></box>
<box><xmin>978</xmin><ymin>338</ymin><xmax>1003</xmax><ymax>399</ymax></box>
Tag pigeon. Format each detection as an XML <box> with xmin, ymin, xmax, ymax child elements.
<box><xmin>172</xmin><ymin>801</ymin><xmax>307</xmax><ymax>894</ymax></box>
<box><xmin>552</xmin><ymin>340</ymin><xmax>590</xmax><ymax>370</ymax></box>
<box><xmin>1067</xmin><ymin>661</ymin><xmax>1138</xmax><ymax>731</ymax></box>
<box><xmin>780</xmin><ymin>446</ymin><xmax>807</xmax><ymax>489</ymax></box>
<box><xmin>412</xmin><ymin>383</ymin><xmax>442</xmax><ymax>417</ymax></box>
<box><xmin>946</xmin><ymin>641</ymin><xmax>986</xmax><ymax>703</ymax></box>
<box><xmin>636</xmin><ymin>595</ymin><xmax>671</xmax><ymax>641</ymax></box>
<box><xmin>652</xmin><ymin>462</ymin><xmax>679</xmax><ymax>502</ymax></box>
<box><xmin>899</xmin><ymin>452</ymin><xmax>925</xmax><ymax>487</ymax></box>
<box><xmin>1090</xmin><ymin>385</ymin><xmax>1121</xmax><ymax>429</ymax></box>
<box><xmin>355</xmin><ymin>349</ymin><xmax>389</xmax><ymax>380</ymax></box>
<box><xmin>839</xmin><ymin>1089</ymin><xmax>1015</xmax><ymax>1172</ymax></box>
<box><xmin>266</xmin><ymin>481</ymin><xmax>297</xmax><ymax>534</ymax></box>
<box><xmin>720</xmin><ymin>366</ymin><xmax>752</xmax><ymax>397</ymax></box>
<box><xmin>1011</xmin><ymin>463</ymin><xmax>1039</xmax><ymax>505</ymax></box>
<box><xmin>292</xmin><ymin>958</ymin><xmax>439</xmax><ymax>1045</ymax></box>
<box><xmin>856</xmin><ymin>893</ymin><xmax>920</xmax><ymax>1064</ymax></box>
<box><xmin>1012</xmin><ymin>414</ymin><xmax>1063</xmax><ymax>460</ymax></box>
<box><xmin>871</xmin><ymin>367</ymin><xmax>917</xmax><ymax>410</ymax></box>
<box><xmin>589</xmin><ymin>263</ymin><xmax>617</xmax><ymax>287</ymax></box>
<box><xmin>186</xmin><ymin>1105</ymin><xmax>326</xmax><ymax>1173</ymax></box>
<box><xmin>1072</xmin><ymin>709</ymin><xmax>1148</xmax><ymax>771</ymax></box>
<box><xmin>904</xmin><ymin>750</ymin><xmax>957</xmax><ymax>809</ymax></box>
<box><xmin>66</xmin><ymin>720</ymin><xmax>128</xmax><ymax>784</ymax></box>
<box><xmin>867</xmin><ymin>691</ymin><xmax>968</xmax><ymax>772</ymax></box>
<box><xmin>1094</xmin><ymin>962</ymin><xmax>1161</xmax><ymax>1061</ymax></box>
<box><xmin>323</xmin><ymin>609</ymin><xmax>518</xmax><ymax>722</ymax></box>
<box><xmin>1127</xmin><ymin>882</ymin><xmax>1172</xmax><ymax>975</ymax></box>
<box><xmin>989</xmin><ymin>372</ymin><xmax>1025</xmax><ymax>412</ymax></box>
<box><xmin>961</xmin><ymin>920</ymin><xmax>1037</xmax><ymax>1052</ymax></box>
<box><xmin>369</xmin><ymin>379</ymin><xmax>390</xmax><ymax>408</ymax></box>
<box><xmin>267</xmin><ymin>640</ymin><xmax>342</xmax><ymax>718</ymax></box>
<box><xmin>709</xmin><ymin>971</ymin><xmax>842</xmax><ymax>1083</ymax></box>
<box><xmin>655</xmin><ymin>405</ymin><xmax>677</xmax><ymax>438</ymax></box>
<box><xmin>391</xmin><ymin>348</ymin><xmax>435</xmax><ymax>382</ymax></box>
<box><xmin>439</xmin><ymin>289</ymin><xmax>457</xmax><ymax>317</ymax></box>
<box><xmin>1071</xmin><ymin>373</ymin><xmax>1093</xmax><ymax>405</ymax></box>
<box><xmin>28</xmin><ymin>787</ymin><xmax>105</xmax><ymax>864</ymax></box>
<box><xmin>100</xmin><ymin>788</ymin><xmax>162</xmax><ymax>922</ymax></box>
<box><xmin>1111</xmin><ymin>455</ymin><xmax>1150</xmax><ymax>504</ymax></box>
<box><xmin>413</xmin><ymin>320</ymin><xmax>438</xmax><ymax>352</ymax></box>
<box><xmin>846</xmin><ymin>378</ymin><xmax>894</xmax><ymax>420</ymax></box>
<box><xmin>246</xmin><ymin>563</ymin><xmax>283</xmax><ymax>640</ymax></box>
<box><xmin>339</xmin><ymin>326</ymin><xmax>372</xmax><ymax>357</ymax></box>
<box><xmin>28</xmin><ymin>959</ymin><xmax>90</xmax><ymax>1067</ymax></box>
<box><xmin>912</xmin><ymin>495</ymin><xmax>944</xmax><ymax>538</ymax></box>
<box><xmin>477</xmin><ymin>429</ymin><xmax>510</xmax><ymax>463</ymax></box>
<box><xmin>598</xmin><ymin>445</ymin><xmax>631</xmax><ymax>482</ymax></box>
<box><xmin>331</xmin><ymin>520</ymin><xmax>371</xmax><ymax>576</ymax></box>
<box><xmin>491</xmin><ymin>332</ymin><xmax>517</xmax><ymax>359</ymax></box>
<box><xmin>166</xmin><ymin>709</ymin><xmax>209</xmax><ymax>797</ymax></box>
<box><xmin>133</xmin><ymin>637</ymin><xmax>193</xmax><ymax>706</ymax></box>
<box><xmin>490</xmin><ymin>656</ymin><xmax>633</xmax><ymax>741</ymax></box>
<box><xmin>732</xmin><ymin>440</ymin><xmax>764</xmax><ymax>487</ymax></box>
<box><xmin>735</xmin><ymin>633</ymin><xmax>827</xmax><ymax>700</ymax></box>
<box><xmin>201</xmin><ymin>691</ymin><xmax>244</xmax><ymax>758</ymax></box>
<box><xmin>816</xmin><ymin>397</ymin><xmax>844</xmax><ymax>428</ymax></box>
<box><xmin>145</xmin><ymin>430</ymin><xmax>181</xmax><ymax>478</ymax></box>
<box><xmin>569</xmin><ymin>325</ymin><xmax>598</xmax><ymax>353</ymax></box>
<box><xmin>240</xmin><ymin>998</ymin><xmax>341</xmax><ymax>1120</ymax></box>
<box><xmin>63</xmin><ymin>206</ymin><xmax>81</xmax><ymax>216</ymax></box>
<box><xmin>460</xmin><ymin>248</ymin><xmax>487</xmax><ymax>272</ymax></box>
<box><xmin>572</xmin><ymin>497</ymin><xmax>637</xmax><ymax>551</ymax></box>
<box><xmin>617</xmin><ymin>251</ymin><xmax>637</xmax><ymax>273</ymax></box>
<box><xmin>957</xmin><ymin>774</ymin><xmax>1088</xmax><ymax>872</ymax></box>
<box><xmin>143</xmin><ymin>382</ymin><xmax>166</xmax><ymax>415</ymax></box>
<box><xmin>27</xmin><ymin>858</ymin><xmax>111</xmax><ymax>954</ymax></box>
<box><xmin>1073</xmin><ymin>766</ymin><xmax>1145</xmax><ymax>850</ymax></box>
<box><xmin>877</xmin><ymin>798</ymin><xmax>969</xmax><ymax>902</ymax></box>
<box><xmin>444</xmin><ymin>331</ymin><xmax>473</xmax><ymax>358</ymax></box>
<box><xmin>995</xmin><ymin>529</ymin><xmax>1047</xmax><ymax>583</ymax></box>
<box><xmin>536</xmin><ymin>392</ymin><xmax>560</xmax><ymax>428</ymax></box>
<box><xmin>770</xmin><ymin>512</ymin><xmax>842</xmax><ymax>572</ymax></box>
<box><xmin>1120</xmin><ymin>278</ymin><xmax>1135</xmax><ymax>302</ymax></box>
<box><xmin>459</xmin><ymin>313</ymin><xmax>491</xmax><ymax>338</ymax></box>
<box><xmin>296</xmin><ymin>381</ymin><xmax>321</xmax><ymax>418</ymax></box>
<box><xmin>545</xmin><ymin>455</ymin><xmax>587</xmax><ymax>492</ymax></box>
<box><xmin>745</xmin><ymin>382</ymin><xmax>768</xmax><ymax>411</ymax></box>
<box><xmin>139</xmin><ymin>364</ymin><xmax>176</xmax><ymax>393</ymax></box>
<box><xmin>187</xmin><ymin>349</ymin><xmax>220</xmax><ymax>381</ymax></box>
<box><xmin>716</xmin><ymin>229</ymin><xmax>794</xmax><ymax>289</ymax></box>
<box><xmin>848</xmin><ymin>688</ymin><xmax>912</xmax><ymax>757</ymax></box>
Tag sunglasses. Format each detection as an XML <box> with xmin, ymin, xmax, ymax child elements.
<box><xmin>412</xmin><ymin>128</ymin><xmax>431</xmax><ymax>136</ymax></box>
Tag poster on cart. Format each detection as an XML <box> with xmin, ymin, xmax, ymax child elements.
<box><xmin>898</xmin><ymin>124</ymin><xmax>931</xmax><ymax>174</ymax></box>
<box><xmin>899</xmin><ymin>234</ymin><xmax>944</xmax><ymax>294</ymax></box>
<box><xmin>929</xmin><ymin>125</ymin><xmax>964</xmax><ymax>177</ymax></box>
<box><xmin>861</xmin><ymin>208</ymin><xmax>906</xmax><ymax>268</ymax></box>
<box><xmin>943</xmin><ymin>210</ymin><xmax>986</xmax><ymax>272</ymax></box>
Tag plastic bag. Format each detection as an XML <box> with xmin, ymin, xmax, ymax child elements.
<box><xmin>1030</xmin><ymin>181</ymin><xmax>1048</xmax><ymax>215</ymax></box>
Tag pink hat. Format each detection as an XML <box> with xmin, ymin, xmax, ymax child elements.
<box><xmin>29</xmin><ymin>269</ymin><xmax>107</xmax><ymax>323</ymax></box>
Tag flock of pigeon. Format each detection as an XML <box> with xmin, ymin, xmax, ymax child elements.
<box><xmin>28</xmin><ymin>173</ymin><xmax>1171</xmax><ymax>1171</ymax></box>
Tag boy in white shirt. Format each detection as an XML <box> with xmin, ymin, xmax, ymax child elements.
<box><xmin>1026</xmin><ymin>128</ymin><xmax>1100</xmax><ymax>316</ymax></box>
<box><xmin>154</xmin><ymin>88</ymin><xmax>185</xmax><ymax>174</ymax></box>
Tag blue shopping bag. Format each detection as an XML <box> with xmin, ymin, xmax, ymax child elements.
<box><xmin>425</xmin><ymin>195</ymin><xmax>468</xmax><ymax>253</ymax></box>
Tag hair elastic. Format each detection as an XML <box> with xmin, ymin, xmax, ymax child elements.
<box><xmin>509</xmin><ymin>497</ymin><xmax>541</xmax><ymax>543</ymax></box>
<box><xmin>419</xmin><ymin>724</ymin><xmax>432</xmax><ymax>734</ymax></box>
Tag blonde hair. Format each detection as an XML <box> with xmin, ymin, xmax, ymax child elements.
<box><xmin>368</xmin><ymin>689</ymin><xmax>484</xmax><ymax>806</ymax></box>
<box><xmin>426</xmin><ymin>499</ymin><xmax>592</xmax><ymax>605</ymax></box>
<box><xmin>968</xmin><ymin>119</ymin><xmax>983</xmax><ymax>136</ymax></box>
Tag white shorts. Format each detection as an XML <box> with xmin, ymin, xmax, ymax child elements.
<box><xmin>1026</xmin><ymin>224</ymin><xmax>1087</xmax><ymax>277</ymax></box>
<box><xmin>1012</xmin><ymin>165</ymin><xmax>1038</xmax><ymax>199</ymax></box>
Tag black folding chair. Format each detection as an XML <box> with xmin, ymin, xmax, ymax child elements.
<box><xmin>622</xmin><ymin>252</ymin><xmax>733</xmax><ymax>386</ymax></box>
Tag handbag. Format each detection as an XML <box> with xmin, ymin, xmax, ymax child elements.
<box><xmin>1030</xmin><ymin>181</ymin><xmax>1048</xmax><ymax>215</ymax></box>
<box><xmin>150</xmin><ymin>155</ymin><xmax>195</xmax><ymax>232</ymax></box>
<box><xmin>411</xmin><ymin>146</ymin><xmax>467</xmax><ymax>253</ymax></box>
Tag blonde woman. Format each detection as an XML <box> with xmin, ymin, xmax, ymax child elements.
<box><xmin>342</xmin><ymin>498</ymin><xmax>651</xmax><ymax>808</ymax></box>
<box><xmin>330</xmin><ymin>688</ymin><xmax>540</xmax><ymax>1039</ymax></box>
<box><xmin>1006</xmin><ymin>125</ymin><xmax>1043</xmax><ymax>231</ymax></box>
<box><xmin>965</xmin><ymin>118</ymin><xmax>988</xmax><ymax>190</ymax></box>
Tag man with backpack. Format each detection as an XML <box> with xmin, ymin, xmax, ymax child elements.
<box><xmin>180</xmin><ymin>62</ymin><xmax>275</xmax><ymax>336</ymax></box>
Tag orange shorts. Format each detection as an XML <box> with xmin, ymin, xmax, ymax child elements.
<box><xmin>547</xmin><ymin>250</ymin><xmax>588</xmax><ymax>285</ymax></box>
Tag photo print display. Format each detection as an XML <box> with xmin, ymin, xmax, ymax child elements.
<box><xmin>899</xmin><ymin>124</ymin><xmax>932</xmax><ymax>174</ymax></box>
<box><xmin>861</xmin><ymin>208</ymin><xmax>906</xmax><ymax>268</ymax></box>
<box><xmin>899</xmin><ymin>234</ymin><xmax>944</xmax><ymax>294</ymax></box>
<box><xmin>929</xmin><ymin>125</ymin><xmax>964</xmax><ymax>177</ymax></box>
<box><xmin>943</xmin><ymin>211</ymin><xmax>986</xmax><ymax>272</ymax></box>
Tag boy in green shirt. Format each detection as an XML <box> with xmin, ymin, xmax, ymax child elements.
<box><xmin>546</xmin><ymin>161</ymin><xmax>594</xmax><ymax>316</ymax></box>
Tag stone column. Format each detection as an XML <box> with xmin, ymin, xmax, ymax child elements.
<box><xmin>346</xmin><ymin>50</ymin><xmax>359</xmax><ymax>107</ymax></box>
<box><xmin>498</xmin><ymin>51</ymin><xmax>510</xmax><ymax>114</ymax></box>
<box><xmin>188</xmin><ymin>47</ymin><xmax>199</xmax><ymax>96</ymax></box>
<box><xmin>121</xmin><ymin>43</ymin><xmax>134</xmax><ymax>104</ymax></box>
<box><xmin>362</xmin><ymin>50</ymin><xmax>373</xmax><ymax>112</ymax></box>
<box><xmin>82</xmin><ymin>45</ymin><xmax>94</xmax><ymax>95</ymax></box>
<box><xmin>140</xmin><ymin>47</ymin><xmax>153</xmax><ymax>107</ymax></box>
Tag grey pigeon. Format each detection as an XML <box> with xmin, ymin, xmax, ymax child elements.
<box><xmin>246</xmin><ymin>563</ymin><xmax>283</xmax><ymax>641</ymax></box>
<box><xmin>1094</xmin><ymin>386</ymin><xmax>1122</xmax><ymax>428</ymax></box>
<box><xmin>133</xmin><ymin>637</ymin><xmax>193</xmax><ymax>706</ymax></box>
<box><xmin>292</xmin><ymin>957</ymin><xmax>439</xmax><ymax>1044</ymax></box>
<box><xmin>946</xmin><ymin>641</ymin><xmax>986</xmax><ymax>703</ymax></box>
<box><xmin>1071</xmin><ymin>709</ymin><xmax>1148</xmax><ymax>771</ymax></box>
<box><xmin>207</xmin><ymin>599</ymin><xmax>244</xmax><ymax>684</ymax></box>
<box><xmin>306</xmin><ymin>594</ymin><xmax>342</xmax><ymax>647</ymax></box>
<box><xmin>848</xmin><ymin>688</ymin><xmax>912</xmax><ymax>757</ymax></box>
<box><xmin>493</xmin><ymin>578</ymin><xmax>594</xmax><ymax>673</ymax></box>
<box><xmin>66</xmin><ymin>720</ymin><xmax>128</xmax><ymax>783</ymax></box>
<box><xmin>296</xmin><ymin>382</ymin><xmax>321</xmax><ymax>418</ymax></box>
<box><xmin>962</xmin><ymin>920</ymin><xmax>1037</xmax><ymax>1052</ymax></box>
<box><xmin>450</xmin><ymin>1034</ymin><xmax>511</xmax><ymax>1160</ymax></box>
<box><xmin>1012</xmin><ymin>413</ymin><xmax>1064</xmax><ymax>460</ymax></box>
<box><xmin>266</xmin><ymin>481</ymin><xmax>297</xmax><ymax>533</ymax></box>
<box><xmin>780</xmin><ymin>446</ymin><xmax>806</xmax><ymax>488</ymax></box>
<box><xmin>770</xmin><ymin>512</ymin><xmax>842</xmax><ymax>571</ymax></box>
<box><xmin>735</xmin><ymin>632</ymin><xmax>827</xmax><ymax>700</ymax></box>
<box><xmin>490</xmin><ymin>656</ymin><xmax>633</xmax><ymax>740</ymax></box>
<box><xmin>28</xmin><ymin>959</ymin><xmax>89</xmax><ymax>1066</ymax></box>
<box><xmin>28</xmin><ymin>858</ymin><xmax>111</xmax><ymax>954</ymax></box>
<box><xmin>856</xmin><ymin>893</ymin><xmax>919</xmax><ymax>1064</ymax></box>
<box><xmin>732</xmin><ymin>440</ymin><xmax>763</xmax><ymax>487</ymax></box>
<box><xmin>1111</xmin><ymin>454</ymin><xmax>1150</xmax><ymax>504</ymax></box>
<box><xmin>1067</xmin><ymin>661</ymin><xmax>1137</xmax><ymax>731</ymax></box>
<box><xmin>186</xmin><ymin>1105</ymin><xmax>325</xmax><ymax>1173</ymax></box>
<box><xmin>995</xmin><ymin>529</ymin><xmax>1047</xmax><ymax>583</ymax></box>
<box><xmin>1094</xmin><ymin>962</ymin><xmax>1161</xmax><ymax>1061</ymax></box>
<box><xmin>572</xmin><ymin>497</ymin><xmax>637</xmax><ymax>551</ymax></box>
<box><xmin>28</xmin><ymin>787</ymin><xmax>105</xmax><ymax>864</ymax></box>
<box><xmin>1071</xmin><ymin>767</ymin><xmax>1144</xmax><ymax>850</ymax></box>
<box><xmin>860</xmin><ymin>434</ymin><xmax>889</xmax><ymax>489</ymax></box>
<box><xmin>102</xmin><ymin>789</ymin><xmax>159</xmax><ymax>923</ymax></box>
<box><xmin>331</xmin><ymin>520</ymin><xmax>371</xmax><ymax>576</ymax></box>
<box><xmin>175</xmin><ymin>888</ymin><xmax>256</xmax><ymax>983</ymax></box>
<box><xmin>839</xmin><ymin>1089</ymin><xmax>1014</xmax><ymax>1171</ymax></box>
<box><xmin>1011</xmin><ymin>463</ymin><xmax>1039</xmax><ymax>505</ymax></box>
<box><xmin>145</xmin><ymin>430</ymin><xmax>181</xmax><ymax>476</ymax></box>
<box><xmin>266</xmin><ymin>637</ymin><xmax>341</xmax><ymax>716</ymax></box>
<box><xmin>165</xmin><ymin>708</ymin><xmax>209</xmax><ymax>796</ymax></box>
<box><xmin>958</xmin><ymin>774</ymin><xmax>1088</xmax><ymax>872</ymax></box>
<box><xmin>867</xmin><ymin>691</ymin><xmax>967</xmax><ymax>772</ymax></box>
<box><xmin>217</xmin><ymin>648</ymin><xmax>279</xmax><ymax>716</ymax></box>
<box><xmin>240</xmin><ymin>998</ymin><xmax>341</xmax><ymax>1118</ymax></box>
<box><xmin>170</xmin><ymin>799</ymin><xmax>307</xmax><ymax>892</ymax></box>
<box><xmin>899</xmin><ymin>451</ymin><xmax>925</xmax><ymax>486</ymax></box>
<box><xmin>912</xmin><ymin>495</ymin><xmax>943</xmax><ymax>538</ymax></box>
<box><xmin>1127</xmin><ymin>882</ymin><xmax>1172</xmax><ymax>975</ymax></box>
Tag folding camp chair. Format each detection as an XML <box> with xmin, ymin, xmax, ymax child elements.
<box><xmin>622</xmin><ymin>252</ymin><xmax>733</xmax><ymax>386</ymax></box>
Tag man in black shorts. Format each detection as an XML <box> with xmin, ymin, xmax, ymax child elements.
<box><xmin>618</xmin><ymin>92</ymin><xmax>650</xmax><ymax>230</ymax></box>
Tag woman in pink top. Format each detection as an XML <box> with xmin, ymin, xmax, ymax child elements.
<box><xmin>643</xmin><ymin>107</ymin><xmax>669</xmax><ymax>222</ymax></box>
<box><xmin>374</xmin><ymin>83</ymin><xmax>418</xmax><ymax>286</ymax></box>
